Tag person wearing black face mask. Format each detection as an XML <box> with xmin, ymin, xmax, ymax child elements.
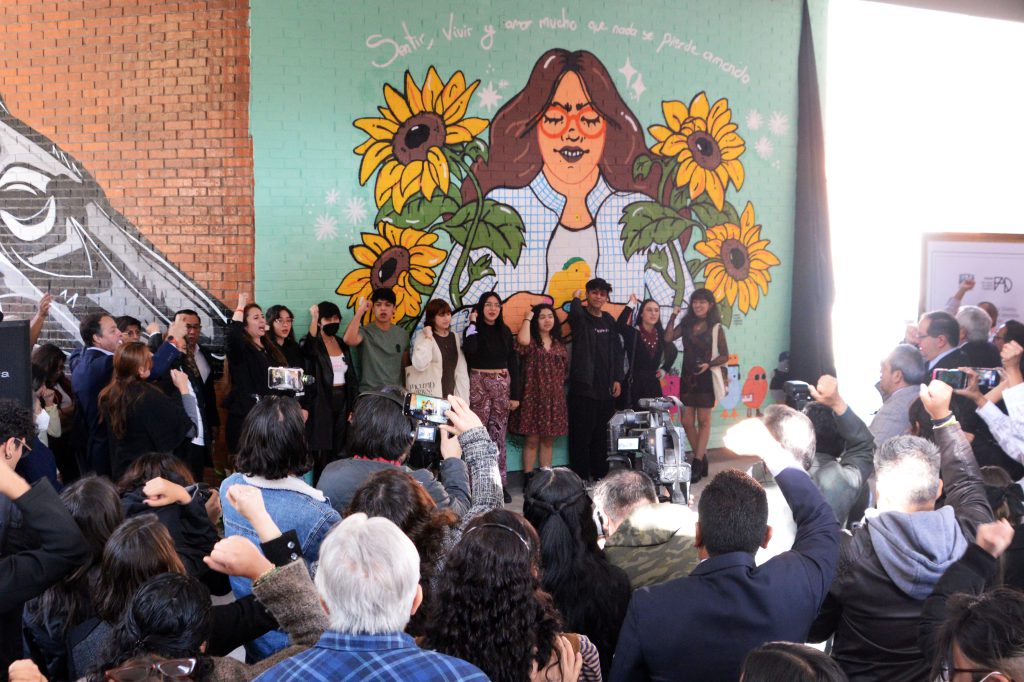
<box><xmin>301</xmin><ymin>301</ymin><xmax>359</xmax><ymax>478</ymax></box>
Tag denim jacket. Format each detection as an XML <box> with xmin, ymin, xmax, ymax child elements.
<box><xmin>220</xmin><ymin>472</ymin><xmax>340</xmax><ymax>659</ymax></box>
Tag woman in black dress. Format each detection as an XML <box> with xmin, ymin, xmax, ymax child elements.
<box><xmin>301</xmin><ymin>300</ymin><xmax>358</xmax><ymax>475</ymax></box>
<box><xmin>665</xmin><ymin>288</ymin><xmax>728</xmax><ymax>482</ymax></box>
<box><xmin>223</xmin><ymin>293</ymin><xmax>290</xmax><ymax>454</ymax></box>
<box><xmin>617</xmin><ymin>294</ymin><xmax>675</xmax><ymax>409</ymax></box>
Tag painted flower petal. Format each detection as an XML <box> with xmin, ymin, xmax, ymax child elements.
<box><xmin>410</xmin><ymin>264</ymin><xmax>437</xmax><ymax>285</ymax></box>
<box><xmin>375</xmin><ymin>160</ymin><xmax>403</xmax><ymax>206</ymax></box>
<box><xmin>351</xmin><ymin>245</ymin><xmax>379</xmax><ymax>267</ymax></box>
<box><xmin>688</xmin><ymin>169</ymin><xmax>708</xmax><ymax>205</ymax></box>
<box><xmin>724</xmin><ymin>159</ymin><xmax>745</xmax><ymax>190</ymax></box>
<box><xmin>363</xmin><ymin>233</ymin><xmax>390</xmax><ymax>254</ymax></box>
<box><xmin>708</xmin><ymin>98</ymin><xmax>733</xmax><ymax>135</ymax></box>
<box><xmin>420</xmin><ymin>160</ymin><xmax>438</xmax><ymax>199</ymax></box>
<box><xmin>354</xmin><ymin>117</ymin><xmax>399</xmax><ymax>141</ymax></box>
<box><xmin>737</xmin><ymin>278</ymin><xmax>751</xmax><ymax>313</ymax></box>
<box><xmin>750</xmin><ymin>250</ymin><xmax>781</xmax><ymax>267</ymax></box>
<box><xmin>378</xmin><ymin>106</ymin><xmax>397</xmax><ymax>123</ymax></box>
<box><xmin>689</xmin><ymin>92</ymin><xmax>710</xmax><ymax>120</ymax></box>
<box><xmin>443</xmin><ymin>79</ymin><xmax>480</xmax><ymax>124</ymax></box>
<box><xmin>705</xmin><ymin>264</ymin><xmax>726</xmax><ymax>293</ymax></box>
<box><xmin>383</xmin><ymin>222</ymin><xmax>404</xmax><ymax>247</ymax></box>
<box><xmin>427</xmin><ymin>147</ymin><xmax>450</xmax><ymax>195</ymax></box>
<box><xmin>648</xmin><ymin>124</ymin><xmax>673</xmax><ymax>142</ymax></box>
<box><xmin>383</xmin><ymin>84</ymin><xmax>413</xmax><ymax>122</ymax></box>
<box><xmin>661</xmin><ymin>136</ymin><xmax>687</xmax><ymax>157</ymax></box>
<box><xmin>422</xmin><ymin>67</ymin><xmax>444</xmax><ymax>111</ymax></box>
<box><xmin>405</xmin><ymin>71</ymin><xmax>424</xmax><ymax>114</ymax></box>
<box><xmin>724</xmin><ymin>276</ymin><xmax>739</xmax><ymax>306</ymax></box>
<box><xmin>746</xmin><ymin>279</ymin><xmax>761</xmax><ymax>309</ymax></box>
<box><xmin>439</xmin><ymin>71</ymin><xmax>468</xmax><ymax>112</ymax></box>
<box><xmin>337</xmin><ymin>269</ymin><xmax>372</xmax><ymax>295</ymax></box>
<box><xmin>358</xmin><ymin>141</ymin><xmax>392</xmax><ymax>185</ymax></box>
<box><xmin>741</xmin><ymin>202</ymin><xmax>756</xmax><ymax>230</ymax></box>
<box><xmin>695</xmin><ymin>239</ymin><xmax>722</xmax><ymax>258</ymax></box>
<box><xmin>662</xmin><ymin>100</ymin><xmax>689</xmax><ymax>131</ymax></box>
<box><xmin>705</xmin><ymin>170</ymin><xmax>725</xmax><ymax>210</ymax></box>
<box><xmin>410</xmin><ymin>244</ymin><xmax>447</xmax><ymax>266</ymax></box>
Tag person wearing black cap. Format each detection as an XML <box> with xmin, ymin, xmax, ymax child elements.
<box><xmin>567</xmin><ymin>278</ymin><xmax>624</xmax><ymax>481</ymax></box>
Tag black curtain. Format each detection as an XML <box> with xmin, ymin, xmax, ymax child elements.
<box><xmin>788</xmin><ymin>0</ymin><xmax>836</xmax><ymax>382</ymax></box>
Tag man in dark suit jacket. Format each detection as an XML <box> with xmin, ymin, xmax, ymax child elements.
<box><xmin>149</xmin><ymin>309</ymin><xmax>221</xmax><ymax>481</ymax></box>
<box><xmin>609</xmin><ymin>415</ymin><xmax>839</xmax><ymax>682</ymax></box>
<box><xmin>70</xmin><ymin>312</ymin><xmax>183</xmax><ymax>476</ymax></box>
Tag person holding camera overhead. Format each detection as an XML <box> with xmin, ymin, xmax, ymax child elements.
<box><xmin>463</xmin><ymin>291</ymin><xmax>521</xmax><ymax>501</ymax></box>
<box><xmin>223</xmin><ymin>293</ymin><xmax>295</xmax><ymax>455</ymax></box>
<box><xmin>510</xmin><ymin>303</ymin><xmax>568</xmax><ymax>482</ymax></box>
<box><xmin>666</xmin><ymin>288</ymin><xmax>729</xmax><ymax>483</ymax></box>
<box><xmin>302</xmin><ymin>301</ymin><xmax>359</xmax><ymax>474</ymax></box>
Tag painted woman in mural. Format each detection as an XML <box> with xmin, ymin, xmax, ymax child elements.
<box><xmin>433</xmin><ymin>49</ymin><xmax>685</xmax><ymax>309</ymax></box>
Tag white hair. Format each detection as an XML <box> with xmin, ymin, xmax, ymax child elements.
<box><xmin>314</xmin><ymin>513</ymin><xmax>420</xmax><ymax>634</ymax></box>
<box><xmin>957</xmin><ymin>305</ymin><xmax>994</xmax><ymax>343</ymax></box>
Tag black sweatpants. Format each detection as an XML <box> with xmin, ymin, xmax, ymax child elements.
<box><xmin>568</xmin><ymin>391</ymin><xmax>615</xmax><ymax>481</ymax></box>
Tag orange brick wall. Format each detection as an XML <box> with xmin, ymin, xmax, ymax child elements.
<box><xmin>0</xmin><ymin>0</ymin><xmax>254</xmax><ymax>303</ymax></box>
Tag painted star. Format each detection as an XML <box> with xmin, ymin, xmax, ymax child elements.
<box><xmin>314</xmin><ymin>214</ymin><xmax>338</xmax><ymax>241</ymax></box>
<box><xmin>769</xmin><ymin>111</ymin><xmax>790</xmax><ymax>136</ymax></box>
<box><xmin>344</xmin><ymin>197</ymin><xmax>368</xmax><ymax>226</ymax></box>
<box><xmin>754</xmin><ymin>136</ymin><xmax>774</xmax><ymax>159</ymax></box>
<box><xmin>618</xmin><ymin>57</ymin><xmax>637</xmax><ymax>86</ymax></box>
<box><xmin>746</xmin><ymin>110</ymin><xmax>763</xmax><ymax>131</ymax></box>
<box><xmin>478</xmin><ymin>81</ymin><xmax>503</xmax><ymax>114</ymax></box>
<box><xmin>630</xmin><ymin>73</ymin><xmax>646</xmax><ymax>102</ymax></box>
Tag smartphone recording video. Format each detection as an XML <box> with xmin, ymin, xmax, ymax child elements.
<box><xmin>404</xmin><ymin>393</ymin><xmax>451</xmax><ymax>425</ymax></box>
<box><xmin>931</xmin><ymin>368</ymin><xmax>968</xmax><ymax>390</ymax></box>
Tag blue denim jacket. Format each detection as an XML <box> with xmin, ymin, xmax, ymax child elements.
<box><xmin>220</xmin><ymin>472</ymin><xmax>340</xmax><ymax>659</ymax></box>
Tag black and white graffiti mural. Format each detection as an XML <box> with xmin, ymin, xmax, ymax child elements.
<box><xmin>0</xmin><ymin>95</ymin><xmax>228</xmax><ymax>351</ymax></box>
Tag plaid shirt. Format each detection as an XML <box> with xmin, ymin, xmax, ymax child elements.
<box><xmin>252</xmin><ymin>631</ymin><xmax>489</xmax><ymax>682</ymax></box>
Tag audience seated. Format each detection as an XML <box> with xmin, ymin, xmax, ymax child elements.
<box><xmin>592</xmin><ymin>468</ymin><xmax>698</xmax><ymax>589</ymax></box>
<box><xmin>740</xmin><ymin>642</ymin><xmax>848</xmax><ymax>682</ymax></box>
<box><xmin>797</xmin><ymin>376</ymin><xmax>875</xmax><ymax>527</ymax></box>
<box><xmin>611</xmin><ymin>416</ymin><xmax>839</xmax><ymax>682</ymax></box>
<box><xmin>316</xmin><ymin>386</ymin><xmax>471</xmax><ymax>516</ymax></box>
<box><xmin>0</xmin><ymin>400</ymin><xmax>88</xmax><ymax>675</ymax></box>
<box><xmin>117</xmin><ymin>453</ymin><xmax>227</xmax><ymax>595</ymax></box>
<box><xmin>94</xmin><ymin>533</ymin><xmax>326</xmax><ymax>682</ymax></box>
<box><xmin>870</xmin><ymin>344</ymin><xmax>927</xmax><ymax>445</ymax></box>
<box><xmin>422</xmin><ymin>508</ymin><xmax>597</xmax><ymax>682</ymax></box>
<box><xmin>219</xmin><ymin>396</ymin><xmax>340</xmax><ymax>660</ymax></box>
<box><xmin>346</xmin><ymin>394</ymin><xmax>501</xmax><ymax>635</ymax></box>
<box><xmin>525</xmin><ymin>467</ymin><xmax>631</xmax><ymax>676</ymax></box>
<box><xmin>254</xmin><ymin>513</ymin><xmax>489</xmax><ymax>682</ymax></box>
<box><xmin>22</xmin><ymin>477</ymin><xmax>123</xmax><ymax>681</ymax></box>
<box><xmin>809</xmin><ymin>381</ymin><xmax>992</xmax><ymax>682</ymax></box>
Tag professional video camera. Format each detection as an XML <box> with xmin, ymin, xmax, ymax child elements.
<box><xmin>607</xmin><ymin>396</ymin><xmax>691</xmax><ymax>503</ymax></box>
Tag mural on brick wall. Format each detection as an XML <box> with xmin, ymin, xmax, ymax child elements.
<box><xmin>0</xmin><ymin>96</ymin><xmax>229</xmax><ymax>350</ymax></box>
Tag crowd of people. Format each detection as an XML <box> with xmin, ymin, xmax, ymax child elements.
<box><xmin>2</xmin><ymin>277</ymin><xmax>1024</xmax><ymax>682</ymax></box>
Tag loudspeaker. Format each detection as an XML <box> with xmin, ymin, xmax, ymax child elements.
<box><xmin>0</xmin><ymin>321</ymin><xmax>32</xmax><ymax>410</ymax></box>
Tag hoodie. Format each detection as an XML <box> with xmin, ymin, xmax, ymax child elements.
<box><xmin>865</xmin><ymin>505</ymin><xmax>967</xmax><ymax>600</ymax></box>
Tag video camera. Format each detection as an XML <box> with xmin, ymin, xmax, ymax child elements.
<box><xmin>607</xmin><ymin>396</ymin><xmax>691</xmax><ymax>503</ymax></box>
<box><xmin>404</xmin><ymin>393</ymin><xmax>451</xmax><ymax>470</ymax></box>
<box><xmin>783</xmin><ymin>380</ymin><xmax>813</xmax><ymax>411</ymax></box>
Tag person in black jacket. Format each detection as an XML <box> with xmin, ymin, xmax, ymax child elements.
<box><xmin>116</xmin><ymin>453</ymin><xmax>227</xmax><ymax>596</ymax></box>
<box><xmin>23</xmin><ymin>476</ymin><xmax>124</xmax><ymax>681</ymax></box>
<box><xmin>223</xmin><ymin>294</ymin><xmax>294</xmax><ymax>454</ymax></box>
<box><xmin>149</xmin><ymin>309</ymin><xmax>223</xmax><ymax>482</ymax></box>
<box><xmin>566</xmin><ymin>279</ymin><xmax>623</xmax><ymax>481</ymax></box>
<box><xmin>616</xmin><ymin>294</ymin><xmax>675</xmax><ymax>409</ymax></box>
<box><xmin>302</xmin><ymin>301</ymin><xmax>358</xmax><ymax>477</ymax></box>
<box><xmin>0</xmin><ymin>399</ymin><xmax>90</xmax><ymax>675</ymax></box>
<box><xmin>97</xmin><ymin>342</ymin><xmax>199</xmax><ymax>480</ymax></box>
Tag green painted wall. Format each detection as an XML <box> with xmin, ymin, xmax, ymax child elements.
<box><xmin>250</xmin><ymin>0</ymin><xmax>815</xmax><ymax>470</ymax></box>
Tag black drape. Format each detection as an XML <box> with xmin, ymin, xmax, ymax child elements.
<box><xmin>788</xmin><ymin>0</ymin><xmax>836</xmax><ymax>382</ymax></box>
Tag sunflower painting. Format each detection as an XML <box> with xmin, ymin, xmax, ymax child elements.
<box><xmin>336</xmin><ymin>221</ymin><xmax>446</xmax><ymax>324</ymax></box>
<box><xmin>353</xmin><ymin>68</ymin><xmax>489</xmax><ymax>213</ymax></box>
<box><xmin>694</xmin><ymin>202</ymin><xmax>780</xmax><ymax>314</ymax></box>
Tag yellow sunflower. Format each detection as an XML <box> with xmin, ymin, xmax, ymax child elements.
<box><xmin>693</xmin><ymin>202</ymin><xmax>779</xmax><ymax>314</ymax></box>
<box><xmin>354</xmin><ymin>68</ymin><xmax>489</xmax><ymax>213</ymax></box>
<box><xmin>336</xmin><ymin>221</ymin><xmax>447</xmax><ymax>323</ymax></box>
<box><xmin>649</xmin><ymin>92</ymin><xmax>745</xmax><ymax>211</ymax></box>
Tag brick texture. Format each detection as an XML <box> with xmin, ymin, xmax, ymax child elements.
<box><xmin>0</xmin><ymin>0</ymin><xmax>254</xmax><ymax>304</ymax></box>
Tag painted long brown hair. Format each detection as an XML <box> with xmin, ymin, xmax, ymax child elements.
<box><xmin>98</xmin><ymin>342</ymin><xmax>156</xmax><ymax>439</ymax></box>
<box><xmin>464</xmin><ymin>49</ymin><xmax>658</xmax><ymax>201</ymax></box>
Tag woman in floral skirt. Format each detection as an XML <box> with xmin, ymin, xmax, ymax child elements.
<box><xmin>511</xmin><ymin>303</ymin><xmax>569</xmax><ymax>486</ymax></box>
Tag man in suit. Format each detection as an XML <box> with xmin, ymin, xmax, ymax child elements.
<box><xmin>70</xmin><ymin>312</ymin><xmax>184</xmax><ymax>476</ymax></box>
<box><xmin>916</xmin><ymin>310</ymin><xmax>968</xmax><ymax>371</ymax></box>
<box><xmin>150</xmin><ymin>309</ymin><xmax>221</xmax><ymax>481</ymax></box>
<box><xmin>609</xmin><ymin>414</ymin><xmax>839</xmax><ymax>682</ymax></box>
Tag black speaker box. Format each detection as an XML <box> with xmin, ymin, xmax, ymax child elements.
<box><xmin>0</xmin><ymin>321</ymin><xmax>32</xmax><ymax>410</ymax></box>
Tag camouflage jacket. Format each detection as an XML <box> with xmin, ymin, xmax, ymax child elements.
<box><xmin>604</xmin><ymin>502</ymin><xmax>700</xmax><ymax>589</ymax></box>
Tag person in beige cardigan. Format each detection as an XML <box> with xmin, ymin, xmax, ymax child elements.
<box><xmin>406</xmin><ymin>299</ymin><xmax>469</xmax><ymax>401</ymax></box>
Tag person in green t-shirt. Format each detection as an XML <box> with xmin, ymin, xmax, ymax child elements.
<box><xmin>343</xmin><ymin>288</ymin><xmax>409</xmax><ymax>392</ymax></box>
